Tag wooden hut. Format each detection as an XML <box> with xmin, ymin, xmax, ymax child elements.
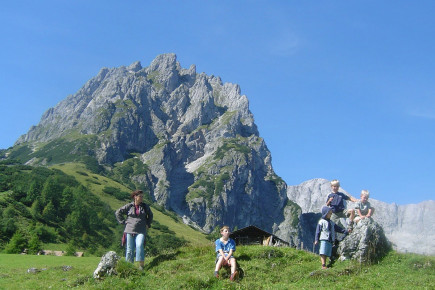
<box><xmin>230</xmin><ymin>225</ymin><xmax>289</xmax><ymax>247</ymax></box>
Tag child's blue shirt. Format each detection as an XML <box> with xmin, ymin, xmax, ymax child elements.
<box><xmin>326</xmin><ymin>192</ymin><xmax>350</xmax><ymax>213</ymax></box>
<box><xmin>215</xmin><ymin>238</ymin><xmax>236</xmax><ymax>256</ymax></box>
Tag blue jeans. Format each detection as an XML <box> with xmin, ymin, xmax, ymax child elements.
<box><xmin>126</xmin><ymin>233</ymin><xmax>145</xmax><ymax>262</ymax></box>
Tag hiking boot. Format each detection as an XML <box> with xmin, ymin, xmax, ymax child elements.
<box><xmin>230</xmin><ymin>270</ymin><xmax>238</xmax><ymax>281</ymax></box>
<box><xmin>214</xmin><ymin>271</ymin><xmax>219</xmax><ymax>278</ymax></box>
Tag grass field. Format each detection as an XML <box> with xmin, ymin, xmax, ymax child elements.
<box><xmin>2</xmin><ymin>163</ymin><xmax>431</xmax><ymax>289</ymax></box>
<box><xmin>0</xmin><ymin>246</ymin><xmax>433</xmax><ymax>289</ymax></box>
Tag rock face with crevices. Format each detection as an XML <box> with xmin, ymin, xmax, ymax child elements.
<box><xmin>10</xmin><ymin>53</ymin><xmax>300</xmax><ymax>245</ymax></box>
<box><xmin>337</xmin><ymin>218</ymin><xmax>391</xmax><ymax>262</ymax></box>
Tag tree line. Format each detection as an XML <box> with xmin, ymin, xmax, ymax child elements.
<box><xmin>0</xmin><ymin>162</ymin><xmax>117</xmax><ymax>254</ymax></box>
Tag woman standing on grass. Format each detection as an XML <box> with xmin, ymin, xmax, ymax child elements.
<box><xmin>115</xmin><ymin>190</ymin><xmax>153</xmax><ymax>270</ymax></box>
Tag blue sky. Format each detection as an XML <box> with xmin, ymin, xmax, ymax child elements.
<box><xmin>1</xmin><ymin>1</ymin><xmax>434</xmax><ymax>205</ymax></box>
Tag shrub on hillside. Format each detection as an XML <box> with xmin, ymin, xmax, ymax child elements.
<box><xmin>4</xmin><ymin>232</ymin><xmax>27</xmax><ymax>254</ymax></box>
<box><xmin>82</xmin><ymin>156</ymin><xmax>105</xmax><ymax>174</ymax></box>
<box><xmin>27</xmin><ymin>234</ymin><xmax>42</xmax><ymax>254</ymax></box>
<box><xmin>102</xmin><ymin>186</ymin><xmax>130</xmax><ymax>201</ymax></box>
<box><xmin>65</xmin><ymin>241</ymin><xmax>77</xmax><ymax>256</ymax></box>
<box><xmin>32</xmin><ymin>224</ymin><xmax>59</xmax><ymax>243</ymax></box>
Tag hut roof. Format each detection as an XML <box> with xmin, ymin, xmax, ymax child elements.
<box><xmin>230</xmin><ymin>225</ymin><xmax>289</xmax><ymax>246</ymax></box>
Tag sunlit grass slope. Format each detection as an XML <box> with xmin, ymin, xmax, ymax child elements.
<box><xmin>0</xmin><ymin>247</ymin><xmax>433</xmax><ymax>289</ymax></box>
<box><xmin>51</xmin><ymin>163</ymin><xmax>210</xmax><ymax>247</ymax></box>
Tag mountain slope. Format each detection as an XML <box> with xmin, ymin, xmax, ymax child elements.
<box><xmin>0</xmin><ymin>162</ymin><xmax>209</xmax><ymax>254</ymax></box>
<box><xmin>5</xmin><ymin>54</ymin><xmax>300</xmax><ymax>245</ymax></box>
<box><xmin>50</xmin><ymin>163</ymin><xmax>210</xmax><ymax>247</ymax></box>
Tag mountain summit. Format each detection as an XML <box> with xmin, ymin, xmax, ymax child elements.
<box><xmin>11</xmin><ymin>53</ymin><xmax>300</xmax><ymax>245</ymax></box>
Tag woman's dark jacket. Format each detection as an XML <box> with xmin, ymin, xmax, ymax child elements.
<box><xmin>115</xmin><ymin>202</ymin><xmax>153</xmax><ymax>234</ymax></box>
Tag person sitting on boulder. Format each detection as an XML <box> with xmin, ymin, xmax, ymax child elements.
<box><xmin>314</xmin><ymin>206</ymin><xmax>349</xmax><ymax>269</ymax></box>
<box><xmin>214</xmin><ymin>225</ymin><xmax>238</xmax><ymax>281</ymax></box>
<box><xmin>326</xmin><ymin>179</ymin><xmax>357</xmax><ymax>229</ymax></box>
<box><xmin>349</xmin><ymin>190</ymin><xmax>374</xmax><ymax>225</ymax></box>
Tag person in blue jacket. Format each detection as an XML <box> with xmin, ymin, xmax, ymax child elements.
<box><xmin>214</xmin><ymin>225</ymin><xmax>238</xmax><ymax>281</ymax></box>
<box><xmin>314</xmin><ymin>206</ymin><xmax>349</xmax><ymax>269</ymax></box>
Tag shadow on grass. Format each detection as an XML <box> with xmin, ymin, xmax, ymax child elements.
<box><xmin>237</xmin><ymin>254</ymin><xmax>251</xmax><ymax>261</ymax></box>
<box><xmin>146</xmin><ymin>251</ymin><xmax>180</xmax><ymax>270</ymax></box>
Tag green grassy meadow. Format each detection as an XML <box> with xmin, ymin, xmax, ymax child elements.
<box><xmin>0</xmin><ymin>246</ymin><xmax>433</xmax><ymax>289</ymax></box>
<box><xmin>1</xmin><ymin>162</ymin><xmax>433</xmax><ymax>289</ymax></box>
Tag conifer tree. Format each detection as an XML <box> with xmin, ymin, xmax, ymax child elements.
<box><xmin>42</xmin><ymin>201</ymin><xmax>57</xmax><ymax>223</ymax></box>
<box><xmin>28</xmin><ymin>234</ymin><xmax>42</xmax><ymax>254</ymax></box>
<box><xmin>4</xmin><ymin>232</ymin><xmax>27</xmax><ymax>254</ymax></box>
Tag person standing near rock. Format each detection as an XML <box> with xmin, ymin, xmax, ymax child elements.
<box><xmin>314</xmin><ymin>206</ymin><xmax>348</xmax><ymax>269</ymax></box>
<box><xmin>115</xmin><ymin>190</ymin><xmax>153</xmax><ymax>270</ymax></box>
<box><xmin>326</xmin><ymin>179</ymin><xmax>357</xmax><ymax>229</ymax></box>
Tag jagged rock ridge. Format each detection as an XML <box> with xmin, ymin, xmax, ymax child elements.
<box><xmin>12</xmin><ymin>53</ymin><xmax>300</xmax><ymax>245</ymax></box>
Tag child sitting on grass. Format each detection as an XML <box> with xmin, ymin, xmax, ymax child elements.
<box><xmin>214</xmin><ymin>225</ymin><xmax>238</xmax><ymax>281</ymax></box>
<box><xmin>314</xmin><ymin>206</ymin><xmax>349</xmax><ymax>269</ymax></box>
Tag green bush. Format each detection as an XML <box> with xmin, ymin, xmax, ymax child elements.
<box><xmin>65</xmin><ymin>241</ymin><xmax>77</xmax><ymax>256</ymax></box>
<box><xmin>1</xmin><ymin>218</ymin><xmax>17</xmax><ymax>238</ymax></box>
<box><xmin>4</xmin><ymin>232</ymin><xmax>27</xmax><ymax>254</ymax></box>
<box><xmin>214</xmin><ymin>138</ymin><xmax>250</xmax><ymax>160</ymax></box>
<box><xmin>32</xmin><ymin>224</ymin><xmax>59</xmax><ymax>243</ymax></box>
<box><xmin>28</xmin><ymin>234</ymin><xmax>42</xmax><ymax>254</ymax></box>
<box><xmin>76</xmin><ymin>171</ymin><xmax>89</xmax><ymax>176</ymax></box>
<box><xmin>103</xmin><ymin>186</ymin><xmax>130</xmax><ymax>201</ymax></box>
<box><xmin>115</xmin><ymin>259</ymin><xmax>140</xmax><ymax>278</ymax></box>
<box><xmin>82</xmin><ymin>156</ymin><xmax>105</xmax><ymax>174</ymax></box>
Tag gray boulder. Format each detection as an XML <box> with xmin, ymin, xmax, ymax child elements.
<box><xmin>337</xmin><ymin>218</ymin><xmax>391</xmax><ymax>263</ymax></box>
<box><xmin>93</xmin><ymin>251</ymin><xmax>120</xmax><ymax>279</ymax></box>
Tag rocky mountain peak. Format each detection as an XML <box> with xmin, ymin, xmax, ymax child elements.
<box><xmin>127</xmin><ymin>61</ymin><xmax>142</xmax><ymax>72</ymax></box>
<box><xmin>10</xmin><ymin>54</ymin><xmax>298</xmax><ymax>244</ymax></box>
